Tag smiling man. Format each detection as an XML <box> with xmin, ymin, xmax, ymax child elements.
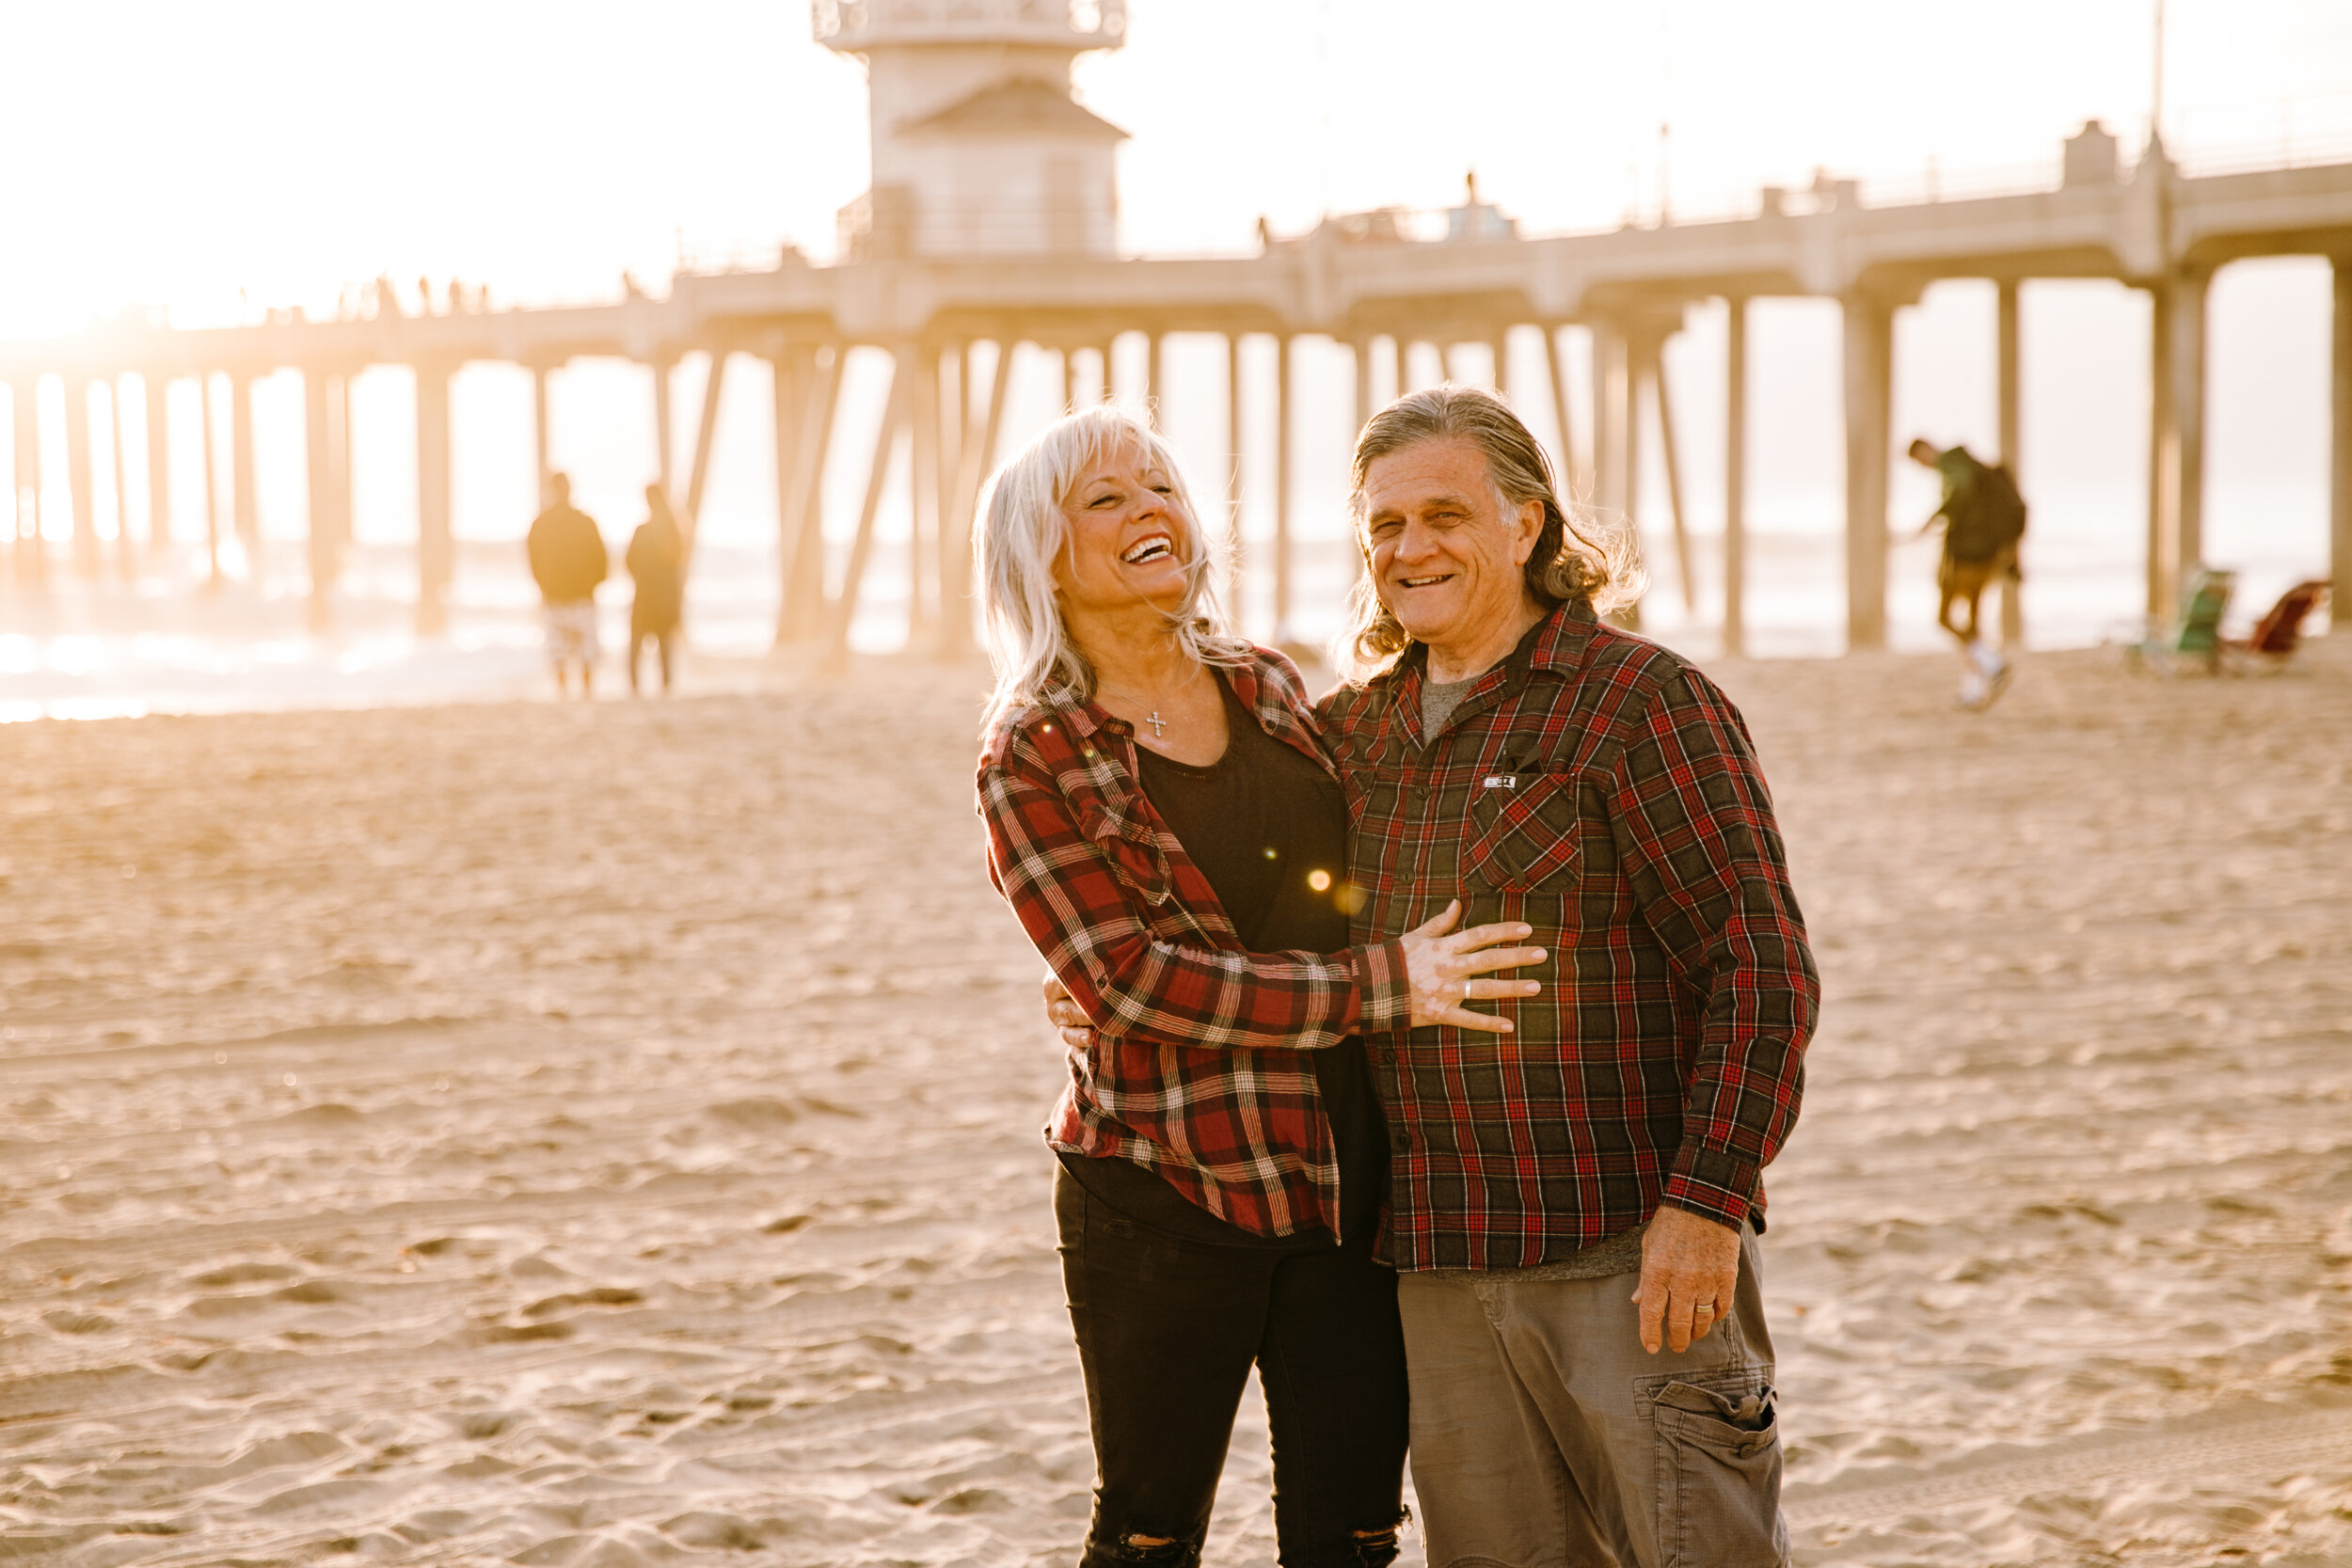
<box><xmin>1318</xmin><ymin>386</ymin><xmax>1819</xmax><ymax>1568</ymax></box>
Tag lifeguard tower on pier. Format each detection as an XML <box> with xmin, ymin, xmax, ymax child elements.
<box><xmin>819</xmin><ymin>0</ymin><xmax>1129</xmax><ymax>260</ymax></box>
<box><xmin>5</xmin><ymin>0</ymin><xmax>2352</xmax><ymax>657</ymax></box>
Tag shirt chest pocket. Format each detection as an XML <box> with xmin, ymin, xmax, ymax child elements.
<box><xmin>1463</xmin><ymin>768</ymin><xmax>1584</xmax><ymax>893</ymax></box>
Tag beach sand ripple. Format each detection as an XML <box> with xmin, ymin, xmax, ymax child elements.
<box><xmin>1</xmin><ymin>647</ymin><xmax>2348</xmax><ymax>1564</ymax></box>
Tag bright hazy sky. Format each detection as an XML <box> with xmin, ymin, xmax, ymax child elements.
<box><xmin>2</xmin><ymin>1</ymin><xmax>2344</xmax><ymax>659</ymax></box>
<box><xmin>2</xmin><ymin>0</ymin><xmax>2348</xmax><ymax>336</ymax></box>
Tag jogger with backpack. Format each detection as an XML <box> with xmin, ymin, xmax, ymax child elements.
<box><xmin>1908</xmin><ymin>438</ymin><xmax>2027</xmax><ymax>709</ymax></box>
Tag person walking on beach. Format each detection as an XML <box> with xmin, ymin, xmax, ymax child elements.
<box><xmin>1908</xmin><ymin>437</ymin><xmax>2027</xmax><ymax>708</ymax></box>
<box><xmin>624</xmin><ymin>483</ymin><xmax>685</xmax><ymax>695</ymax></box>
<box><xmin>526</xmin><ymin>472</ymin><xmax>608</xmax><ymax>699</ymax></box>
<box><xmin>976</xmin><ymin>406</ymin><xmax>1548</xmax><ymax>1568</ymax></box>
<box><xmin>1050</xmin><ymin>387</ymin><xmax>1818</xmax><ymax>1567</ymax></box>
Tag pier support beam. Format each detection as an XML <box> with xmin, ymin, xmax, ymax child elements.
<box><xmin>532</xmin><ymin>364</ymin><xmax>551</xmax><ymax>503</ymax></box>
<box><xmin>2147</xmin><ymin>267</ymin><xmax>2210</xmax><ymax>618</ymax></box>
<box><xmin>303</xmin><ymin>369</ymin><xmax>337</xmax><ymax>626</ymax></box>
<box><xmin>932</xmin><ymin>345</ymin><xmax>962</xmax><ymax>647</ymax></box>
<box><xmin>415</xmin><ymin>362</ymin><xmax>453</xmax><ymax>635</ymax></box>
<box><xmin>769</xmin><ymin>349</ymin><xmax>806</xmax><ymax>641</ymax></box>
<box><xmin>1227</xmin><ymin>333</ymin><xmax>1246</xmax><ymax>614</ymax></box>
<box><xmin>1542</xmin><ymin>325</ymin><xmax>1578</xmax><ymax>498</ymax></box>
<box><xmin>1589</xmin><ymin>319</ymin><xmax>1641</xmax><ymax>626</ymax></box>
<box><xmin>653</xmin><ymin>359</ymin><xmax>675</xmax><ymax>500</ymax></box>
<box><xmin>107</xmin><ymin>381</ymin><xmax>135</xmax><ymax>579</ymax></box>
<box><xmin>680</xmin><ymin>350</ymin><xmax>727</xmax><ymax>560</ymax></box>
<box><xmin>1589</xmin><ymin>321</ymin><xmax>1629</xmax><ymax>523</ymax></box>
<box><xmin>1841</xmin><ymin>292</ymin><xmax>1895</xmax><ymax>651</ymax></box>
<box><xmin>1274</xmin><ymin>334</ymin><xmax>1295</xmax><ymax>641</ymax></box>
<box><xmin>1649</xmin><ymin>337</ymin><xmax>1697</xmax><ymax>614</ymax></box>
<box><xmin>337</xmin><ymin>375</ymin><xmax>356</xmax><ymax>570</ymax></box>
<box><xmin>199</xmin><ymin>374</ymin><xmax>222</xmax><ymax>587</ymax></box>
<box><xmin>2334</xmin><ymin>258</ymin><xmax>2352</xmax><ymax>627</ymax></box>
<box><xmin>144</xmin><ymin>375</ymin><xmax>170</xmax><ymax>569</ymax></box>
<box><xmin>906</xmin><ymin>345</ymin><xmax>943</xmax><ymax>646</ymax></box>
<box><xmin>231</xmin><ymin>372</ymin><xmax>259</xmax><ymax>562</ymax></box>
<box><xmin>1996</xmin><ymin>281</ymin><xmax>2024</xmax><ymax>646</ymax></box>
<box><xmin>67</xmin><ymin>378</ymin><xmax>98</xmax><ymax>578</ymax></box>
<box><xmin>9</xmin><ymin>377</ymin><xmax>40</xmax><ymax>587</ymax></box>
<box><xmin>1352</xmin><ymin>336</ymin><xmax>1372</xmax><ymax>441</ymax></box>
<box><xmin>827</xmin><ymin>348</ymin><xmax>911</xmax><ymax>667</ymax></box>
<box><xmin>776</xmin><ymin>345</ymin><xmax>843</xmax><ymax>646</ymax></box>
<box><xmin>941</xmin><ymin>340</ymin><xmax>1013</xmax><ymax>659</ymax></box>
<box><xmin>1724</xmin><ymin>299</ymin><xmax>1750</xmax><ymax>657</ymax></box>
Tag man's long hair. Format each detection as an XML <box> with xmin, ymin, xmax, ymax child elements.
<box><xmin>1331</xmin><ymin>385</ymin><xmax>1641</xmax><ymax>684</ymax></box>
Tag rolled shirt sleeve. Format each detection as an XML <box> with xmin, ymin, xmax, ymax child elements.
<box><xmin>981</xmin><ymin>747</ymin><xmax>1414</xmax><ymax>1055</ymax></box>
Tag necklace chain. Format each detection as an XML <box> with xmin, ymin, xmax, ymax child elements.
<box><xmin>1100</xmin><ymin>666</ymin><xmax>1209</xmax><ymax>737</ymax></box>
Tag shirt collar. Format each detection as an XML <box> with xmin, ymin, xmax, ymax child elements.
<box><xmin>1379</xmin><ymin>595</ymin><xmax>1597</xmax><ymax>705</ymax></box>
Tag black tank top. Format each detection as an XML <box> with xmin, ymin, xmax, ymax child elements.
<box><xmin>1060</xmin><ymin>676</ymin><xmax>1390</xmax><ymax>1250</ymax></box>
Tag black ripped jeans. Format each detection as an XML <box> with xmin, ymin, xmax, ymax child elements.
<box><xmin>1055</xmin><ymin>1164</ymin><xmax>1409</xmax><ymax>1568</ymax></box>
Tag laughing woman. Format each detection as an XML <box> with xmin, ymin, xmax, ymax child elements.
<box><xmin>974</xmin><ymin>407</ymin><xmax>1545</xmax><ymax>1567</ymax></box>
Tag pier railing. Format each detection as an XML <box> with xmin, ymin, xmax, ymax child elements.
<box><xmin>812</xmin><ymin>0</ymin><xmax>1124</xmax><ymax>47</ymax></box>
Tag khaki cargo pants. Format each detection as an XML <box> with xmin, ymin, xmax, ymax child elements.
<box><xmin>1396</xmin><ymin>1225</ymin><xmax>1788</xmax><ymax>1568</ymax></box>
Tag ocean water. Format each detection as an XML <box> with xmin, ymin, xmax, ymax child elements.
<box><xmin>0</xmin><ymin>480</ymin><xmax>2332</xmax><ymax>723</ymax></box>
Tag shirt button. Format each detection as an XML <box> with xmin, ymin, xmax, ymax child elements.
<box><xmin>1390</xmin><ymin>1131</ymin><xmax>1411</xmax><ymax>1155</ymax></box>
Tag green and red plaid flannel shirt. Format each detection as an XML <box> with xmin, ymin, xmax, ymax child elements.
<box><xmin>978</xmin><ymin>649</ymin><xmax>1413</xmax><ymax>1240</ymax></box>
<box><xmin>1318</xmin><ymin>599</ymin><xmax>1819</xmax><ymax>1271</ymax></box>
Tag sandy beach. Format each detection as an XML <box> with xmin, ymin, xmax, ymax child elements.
<box><xmin>2</xmin><ymin>641</ymin><xmax>2349</xmax><ymax>1566</ymax></box>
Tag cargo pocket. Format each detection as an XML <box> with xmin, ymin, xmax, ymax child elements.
<box><xmin>1648</xmin><ymin>1374</ymin><xmax>1788</xmax><ymax>1568</ymax></box>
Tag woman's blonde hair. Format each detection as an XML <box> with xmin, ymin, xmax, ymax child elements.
<box><xmin>977</xmin><ymin>405</ymin><xmax>1251</xmax><ymax>733</ymax></box>
<box><xmin>1331</xmin><ymin>384</ymin><xmax>1641</xmax><ymax>684</ymax></box>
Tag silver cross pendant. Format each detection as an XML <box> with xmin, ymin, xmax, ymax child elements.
<box><xmin>1145</xmin><ymin>710</ymin><xmax>1168</xmax><ymax>738</ymax></box>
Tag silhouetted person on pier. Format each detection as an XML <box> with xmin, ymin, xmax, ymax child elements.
<box><xmin>1909</xmin><ymin>438</ymin><xmax>2027</xmax><ymax>709</ymax></box>
<box><xmin>624</xmin><ymin>483</ymin><xmax>685</xmax><ymax>695</ymax></box>
<box><xmin>527</xmin><ymin>473</ymin><xmax>608</xmax><ymax>699</ymax></box>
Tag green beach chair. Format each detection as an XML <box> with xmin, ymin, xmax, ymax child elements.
<box><xmin>2124</xmin><ymin>568</ymin><xmax>2235</xmax><ymax>676</ymax></box>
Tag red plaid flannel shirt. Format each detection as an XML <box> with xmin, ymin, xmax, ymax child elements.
<box><xmin>1318</xmin><ymin>599</ymin><xmax>1818</xmax><ymax>1271</ymax></box>
<box><xmin>978</xmin><ymin>649</ymin><xmax>1414</xmax><ymax>1239</ymax></box>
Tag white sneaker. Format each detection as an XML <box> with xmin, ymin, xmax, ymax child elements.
<box><xmin>1957</xmin><ymin>659</ymin><xmax>1990</xmax><ymax>708</ymax></box>
<box><xmin>1955</xmin><ymin>642</ymin><xmax>2012</xmax><ymax>709</ymax></box>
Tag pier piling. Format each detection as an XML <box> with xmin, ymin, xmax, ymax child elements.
<box><xmin>1841</xmin><ymin>293</ymin><xmax>1894</xmax><ymax>651</ymax></box>
<box><xmin>8</xmin><ymin>378</ymin><xmax>40</xmax><ymax>587</ymax></box>
<box><xmin>231</xmin><ymin>373</ymin><xmax>259</xmax><ymax>559</ymax></box>
<box><xmin>143</xmin><ymin>374</ymin><xmax>169</xmax><ymax>571</ymax></box>
<box><xmin>415</xmin><ymin>363</ymin><xmax>453</xmax><ymax>634</ymax></box>
<box><xmin>67</xmin><ymin>378</ymin><xmax>99</xmax><ymax>578</ymax></box>
<box><xmin>1724</xmin><ymin>300</ymin><xmax>1750</xmax><ymax>657</ymax></box>
<box><xmin>1996</xmin><ymin>282</ymin><xmax>2024</xmax><ymax>645</ymax></box>
<box><xmin>2334</xmin><ymin>259</ymin><xmax>2352</xmax><ymax>627</ymax></box>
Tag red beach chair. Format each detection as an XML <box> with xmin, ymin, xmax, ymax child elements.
<box><xmin>2225</xmin><ymin>579</ymin><xmax>2330</xmax><ymax>672</ymax></box>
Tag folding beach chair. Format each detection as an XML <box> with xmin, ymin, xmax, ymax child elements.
<box><xmin>2223</xmin><ymin>578</ymin><xmax>2330</xmax><ymax>672</ymax></box>
<box><xmin>2123</xmin><ymin>568</ymin><xmax>2234</xmax><ymax>676</ymax></box>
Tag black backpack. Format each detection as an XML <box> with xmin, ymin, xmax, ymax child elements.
<box><xmin>1947</xmin><ymin>458</ymin><xmax>2027</xmax><ymax>563</ymax></box>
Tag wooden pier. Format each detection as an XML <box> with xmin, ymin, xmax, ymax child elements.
<box><xmin>5</xmin><ymin>0</ymin><xmax>2349</xmax><ymax>652</ymax></box>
